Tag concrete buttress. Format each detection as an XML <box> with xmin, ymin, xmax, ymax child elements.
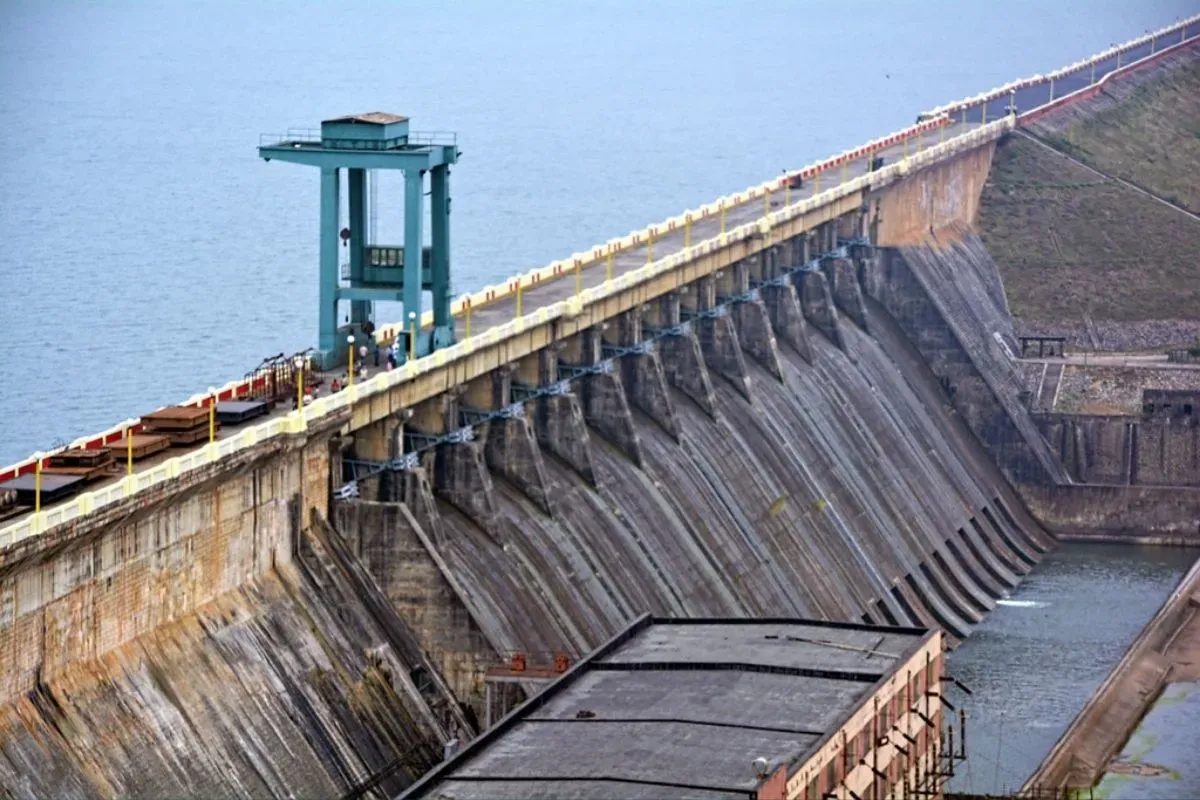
<box><xmin>698</xmin><ymin>313</ymin><xmax>753</xmax><ymax>400</ymax></box>
<box><xmin>533</xmin><ymin>393</ymin><xmax>598</xmax><ymax>486</ymax></box>
<box><xmin>429</xmin><ymin>442</ymin><xmax>500</xmax><ymax>539</ymax></box>
<box><xmin>569</xmin><ymin>325</ymin><xmax>644</xmax><ymax>467</ymax></box>
<box><xmin>624</xmin><ymin>349</ymin><xmax>681</xmax><ymax>440</ymax></box>
<box><xmin>761</xmin><ymin>283</ymin><xmax>815</xmax><ymax>364</ymax></box>
<box><xmin>659</xmin><ymin>327</ymin><xmax>719</xmax><ymax>417</ymax></box>
<box><xmin>401</xmin><ymin>468</ymin><xmax>450</xmax><ymax>547</ymax></box>
<box><xmin>732</xmin><ymin>296</ymin><xmax>785</xmax><ymax>381</ymax></box>
<box><xmin>477</xmin><ymin>365</ymin><xmax>554</xmax><ymax>515</ymax></box>
<box><xmin>484</xmin><ymin>416</ymin><xmax>554</xmax><ymax>515</ymax></box>
<box><xmin>582</xmin><ymin>369</ymin><xmax>644</xmax><ymax>467</ymax></box>
<box><xmin>608</xmin><ymin>310</ymin><xmax>680</xmax><ymax>441</ymax></box>
<box><xmin>411</xmin><ymin>394</ymin><xmax>502</xmax><ymax>539</ymax></box>
<box><xmin>824</xmin><ymin>257</ymin><xmax>870</xmax><ymax>330</ymax></box>
<box><xmin>800</xmin><ymin>269</ymin><xmax>845</xmax><ymax>349</ymax></box>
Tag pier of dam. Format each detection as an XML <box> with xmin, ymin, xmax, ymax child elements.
<box><xmin>2</xmin><ymin>14</ymin><xmax>1200</xmax><ymax>799</ymax></box>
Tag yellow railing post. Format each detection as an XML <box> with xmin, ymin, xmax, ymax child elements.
<box><xmin>296</xmin><ymin>362</ymin><xmax>304</xmax><ymax>409</ymax></box>
<box><xmin>647</xmin><ymin>230</ymin><xmax>654</xmax><ymax>264</ymax></box>
<box><xmin>784</xmin><ymin>182</ymin><xmax>791</xmax><ymax>207</ymax></box>
<box><xmin>981</xmin><ymin>103</ymin><xmax>987</xmax><ymax>125</ymax></box>
<box><xmin>720</xmin><ymin>203</ymin><xmax>726</xmax><ymax>235</ymax></box>
<box><xmin>903</xmin><ymin>136</ymin><xmax>910</xmax><ymax>159</ymax></box>
<box><xmin>764</xmin><ymin>189</ymin><xmax>771</xmax><ymax>216</ymax></box>
<box><xmin>126</xmin><ymin>428</ymin><xmax>134</xmax><ymax>476</ymax></box>
<box><xmin>606</xmin><ymin>249</ymin><xmax>614</xmax><ymax>281</ymax></box>
<box><xmin>940</xmin><ymin>122</ymin><xmax>946</xmax><ymax>144</ymax></box>
<box><xmin>574</xmin><ymin>261</ymin><xmax>582</xmax><ymax>295</ymax></box>
<box><xmin>34</xmin><ymin>454</ymin><xmax>42</xmax><ymax>513</ymax></box>
<box><xmin>516</xmin><ymin>282</ymin><xmax>523</xmax><ymax>317</ymax></box>
<box><xmin>917</xmin><ymin>131</ymin><xmax>924</xmax><ymax>153</ymax></box>
<box><xmin>408</xmin><ymin>312</ymin><xmax>417</xmax><ymax>362</ymax></box>
<box><xmin>840</xmin><ymin>161</ymin><xmax>847</xmax><ymax>184</ymax></box>
<box><xmin>1090</xmin><ymin>62</ymin><xmax>1096</xmax><ymax>83</ymax></box>
<box><xmin>815</xmin><ymin>172</ymin><xmax>822</xmax><ymax>192</ymax></box>
<box><xmin>465</xmin><ymin>302</ymin><xmax>472</xmax><ymax>338</ymax></box>
<box><xmin>684</xmin><ymin>217</ymin><xmax>692</xmax><ymax>248</ymax></box>
<box><xmin>347</xmin><ymin>334</ymin><xmax>356</xmax><ymax>386</ymax></box>
<box><xmin>208</xmin><ymin>391</ymin><xmax>217</xmax><ymax>443</ymax></box>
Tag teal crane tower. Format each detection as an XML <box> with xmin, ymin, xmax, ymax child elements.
<box><xmin>258</xmin><ymin>112</ymin><xmax>460</xmax><ymax>369</ymax></box>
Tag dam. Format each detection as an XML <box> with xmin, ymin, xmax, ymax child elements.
<box><xmin>2</xmin><ymin>10</ymin><xmax>1200</xmax><ymax>799</ymax></box>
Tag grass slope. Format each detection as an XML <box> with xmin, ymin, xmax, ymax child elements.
<box><xmin>978</xmin><ymin>50</ymin><xmax>1200</xmax><ymax>348</ymax></box>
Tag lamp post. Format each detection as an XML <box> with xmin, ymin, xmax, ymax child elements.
<box><xmin>347</xmin><ymin>334</ymin><xmax>356</xmax><ymax>386</ymax></box>
<box><xmin>33</xmin><ymin>451</ymin><xmax>43</xmax><ymax>513</ymax></box>
<box><xmin>208</xmin><ymin>387</ymin><xmax>218</xmax><ymax>443</ymax></box>
<box><xmin>293</xmin><ymin>354</ymin><xmax>306</xmax><ymax>409</ymax></box>
<box><xmin>408</xmin><ymin>312</ymin><xmax>418</xmax><ymax>362</ymax></box>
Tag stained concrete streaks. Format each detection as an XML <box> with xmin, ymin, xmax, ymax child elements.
<box><xmin>338</xmin><ymin>259</ymin><xmax>1050</xmax><ymax>722</ymax></box>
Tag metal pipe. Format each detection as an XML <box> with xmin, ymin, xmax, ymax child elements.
<box><xmin>208</xmin><ymin>394</ymin><xmax>216</xmax><ymax>442</ymax></box>
<box><xmin>127</xmin><ymin>429</ymin><xmax>134</xmax><ymax>475</ymax></box>
<box><xmin>34</xmin><ymin>455</ymin><xmax>41</xmax><ymax>513</ymax></box>
<box><xmin>347</xmin><ymin>335</ymin><xmax>356</xmax><ymax>386</ymax></box>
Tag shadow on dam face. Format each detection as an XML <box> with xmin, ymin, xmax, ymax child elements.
<box><xmin>336</xmin><ymin>261</ymin><xmax>1054</xmax><ymax>716</ymax></box>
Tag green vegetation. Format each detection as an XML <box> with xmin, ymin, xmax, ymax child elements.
<box><xmin>978</xmin><ymin>56</ymin><xmax>1200</xmax><ymax>336</ymax></box>
<box><xmin>979</xmin><ymin>135</ymin><xmax>1200</xmax><ymax>325</ymax></box>
<box><xmin>1049</xmin><ymin>60</ymin><xmax>1200</xmax><ymax>213</ymax></box>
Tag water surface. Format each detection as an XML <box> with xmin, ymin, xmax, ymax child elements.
<box><xmin>946</xmin><ymin>543</ymin><xmax>1199</xmax><ymax>795</ymax></box>
<box><xmin>0</xmin><ymin>0</ymin><xmax>1193</xmax><ymax>460</ymax></box>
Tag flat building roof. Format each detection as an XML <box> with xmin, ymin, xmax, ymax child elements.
<box><xmin>400</xmin><ymin>614</ymin><xmax>935</xmax><ymax>800</ymax></box>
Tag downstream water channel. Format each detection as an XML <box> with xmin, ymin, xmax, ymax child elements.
<box><xmin>946</xmin><ymin>542</ymin><xmax>1199</xmax><ymax>796</ymax></box>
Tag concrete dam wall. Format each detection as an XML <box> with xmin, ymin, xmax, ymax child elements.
<box><xmin>335</xmin><ymin>245</ymin><xmax>1053</xmax><ymax>714</ymax></box>
<box><xmin>0</xmin><ymin>414</ymin><xmax>471</xmax><ymax>798</ymax></box>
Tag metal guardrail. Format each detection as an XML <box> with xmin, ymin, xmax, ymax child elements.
<box><xmin>919</xmin><ymin>12</ymin><xmax>1200</xmax><ymax>118</ymax></box>
<box><xmin>5</xmin><ymin>13</ymin><xmax>1197</xmax><ymax>546</ymax></box>
<box><xmin>258</xmin><ymin>129</ymin><xmax>458</xmax><ymax>148</ymax></box>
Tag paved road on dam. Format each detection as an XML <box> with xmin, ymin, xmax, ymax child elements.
<box><xmin>444</xmin><ymin>126</ymin><xmax>981</xmax><ymax>344</ymax></box>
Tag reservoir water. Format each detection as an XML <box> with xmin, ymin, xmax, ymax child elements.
<box><xmin>0</xmin><ymin>0</ymin><xmax>1193</xmax><ymax>460</ymax></box>
<box><xmin>946</xmin><ymin>543</ymin><xmax>1200</xmax><ymax>795</ymax></box>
